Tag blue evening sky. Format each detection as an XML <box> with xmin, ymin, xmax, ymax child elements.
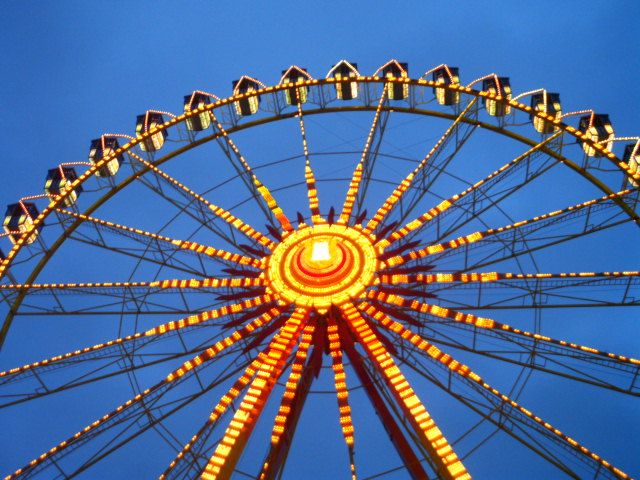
<box><xmin>0</xmin><ymin>2</ymin><xmax>638</xmax><ymax>479</ymax></box>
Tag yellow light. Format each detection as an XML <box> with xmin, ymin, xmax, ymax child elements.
<box><xmin>265</xmin><ymin>224</ymin><xmax>379</xmax><ymax>309</ymax></box>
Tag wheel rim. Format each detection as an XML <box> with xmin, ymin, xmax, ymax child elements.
<box><xmin>1</xmin><ymin>67</ymin><xmax>638</xmax><ymax>479</ymax></box>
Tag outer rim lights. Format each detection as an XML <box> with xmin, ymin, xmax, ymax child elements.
<box><xmin>265</xmin><ymin>224</ymin><xmax>381</xmax><ymax>312</ymax></box>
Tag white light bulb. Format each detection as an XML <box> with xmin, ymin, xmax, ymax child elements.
<box><xmin>311</xmin><ymin>241</ymin><xmax>331</xmax><ymax>262</ymax></box>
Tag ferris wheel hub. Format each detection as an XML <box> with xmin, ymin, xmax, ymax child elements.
<box><xmin>265</xmin><ymin>224</ymin><xmax>380</xmax><ymax>311</ymax></box>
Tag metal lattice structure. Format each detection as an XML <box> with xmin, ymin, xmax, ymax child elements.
<box><xmin>1</xmin><ymin>60</ymin><xmax>639</xmax><ymax>479</ymax></box>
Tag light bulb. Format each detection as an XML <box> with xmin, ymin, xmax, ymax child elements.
<box><xmin>311</xmin><ymin>240</ymin><xmax>331</xmax><ymax>262</ymax></box>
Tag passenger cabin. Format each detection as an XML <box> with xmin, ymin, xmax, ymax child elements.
<box><xmin>136</xmin><ymin>112</ymin><xmax>167</xmax><ymax>152</ymax></box>
<box><xmin>280</xmin><ymin>66</ymin><xmax>312</xmax><ymax>105</ymax></box>
<box><xmin>89</xmin><ymin>137</ymin><xmax>123</xmax><ymax>177</ymax></box>
<box><xmin>482</xmin><ymin>77</ymin><xmax>512</xmax><ymax>117</ymax></box>
<box><xmin>530</xmin><ymin>92</ymin><xmax>561</xmax><ymax>134</ymax></box>
<box><xmin>44</xmin><ymin>167</ymin><xmax>82</xmax><ymax>206</ymax></box>
<box><xmin>3</xmin><ymin>202</ymin><xmax>40</xmax><ymax>245</ymax></box>
<box><xmin>623</xmin><ymin>142</ymin><xmax>640</xmax><ymax>186</ymax></box>
<box><xmin>578</xmin><ymin>114</ymin><xmax>613</xmax><ymax>157</ymax></box>
<box><xmin>184</xmin><ymin>92</ymin><xmax>212</xmax><ymax>131</ymax></box>
<box><xmin>328</xmin><ymin>61</ymin><xmax>359</xmax><ymax>100</ymax></box>
<box><xmin>232</xmin><ymin>77</ymin><xmax>262</xmax><ymax>116</ymax></box>
<box><xmin>378</xmin><ymin>60</ymin><xmax>409</xmax><ymax>100</ymax></box>
<box><xmin>431</xmin><ymin>66</ymin><xmax>460</xmax><ymax>106</ymax></box>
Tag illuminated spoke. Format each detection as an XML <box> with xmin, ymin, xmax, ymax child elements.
<box><xmin>379</xmin><ymin>270</ymin><xmax>640</xmax><ymax>309</ymax></box>
<box><xmin>258</xmin><ymin>323</ymin><xmax>316</xmax><ymax>479</ymax></box>
<box><xmin>420</xmin><ymin>318</ymin><xmax>639</xmax><ymax>395</ymax></box>
<box><xmin>385</xmin><ymin>190</ymin><xmax>636</xmax><ymax>268</ymax></box>
<box><xmin>365</xmin><ymin>98</ymin><xmax>479</xmax><ymax>234</ymax></box>
<box><xmin>56</xmin><ymin>208</ymin><xmax>263</xmax><ymax>267</ymax></box>
<box><xmin>382</xmin><ymin>270</ymin><xmax>640</xmax><ymax>285</ymax></box>
<box><xmin>160</xmin><ymin>354</ymin><xmax>269</xmax><ymax>480</ymax></box>
<box><xmin>0</xmin><ymin>277</ymin><xmax>263</xmax><ymax>293</ymax></box>
<box><xmin>208</xmin><ymin>110</ymin><xmax>293</xmax><ymax>232</ymax></box>
<box><xmin>267</xmin><ymin>323</ymin><xmax>315</xmax><ymax>446</ymax></box>
<box><xmin>0</xmin><ymin>329</ymin><xmax>145</xmax><ymax>384</ymax></box>
<box><xmin>0</xmin><ymin>295</ymin><xmax>274</xmax><ymax>383</ymax></box>
<box><xmin>0</xmin><ymin>276</ymin><xmax>266</xmax><ymax>325</ymax></box>
<box><xmin>360</xmin><ymin>303</ymin><xmax>631</xmax><ymax>479</ymax></box>
<box><xmin>259</xmin><ymin>321</ymin><xmax>323</xmax><ymax>480</ymax></box>
<box><xmin>58</xmin><ymin>212</ymin><xmax>217</xmax><ymax>278</ymax></box>
<box><xmin>340</xmin><ymin>303</ymin><xmax>470</xmax><ymax>480</ymax></box>
<box><xmin>5</xmin><ymin>326</ymin><xmax>260</xmax><ymax>480</ymax></box>
<box><xmin>5</xmin><ymin>290</ymin><xmax>235</xmax><ymax>318</ymax></box>
<box><xmin>129</xmin><ymin>150</ymin><xmax>275</xmax><ymax>249</ymax></box>
<box><xmin>127</xmin><ymin>155</ymin><xmax>248</xmax><ymax>250</ymax></box>
<box><xmin>368</xmin><ymin>291</ymin><xmax>640</xmax><ymax>367</ymax></box>
<box><xmin>380</xmin><ymin>107</ymin><xmax>481</xmax><ymax>230</ymax></box>
<box><xmin>378</xmin><ymin>131</ymin><xmax>565</xmax><ymax>249</ymax></box>
<box><xmin>0</xmin><ymin>305</ymin><xmax>281</xmax><ymax>413</ymax></box>
<box><xmin>339</xmin><ymin>90</ymin><xmax>388</xmax><ymax>225</ymax></box>
<box><xmin>201</xmin><ymin>307</ymin><xmax>310</xmax><ymax>480</ymax></box>
<box><xmin>0</xmin><ymin>280</ymin><xmax>264</xmax><ymax>323</ymax></box>
<box><xmin>327</xmin><ymin>315</ymin><xmax>357</xmax><ymax>479</ymax></box>
<box><xmin>366</xmin><ymin>292</ymin><xmax>640</xmax><ymax>394</ymax></box>
<box><xmin>296</xmin><ymin>101</ymin><xmax>324</xmax><ymax>224</ymax></box>
<box><xmin>144</xmin><ymin>294</ymin><xmax>275</xmax><ymax>336</ymax></box>
<box><xmin>1</xmin><ymin>69</ymin><xmax>637</xmax><ymax>480</ymax></box>
<box><xmin>340</xmin><ymin>326</ymin><xmax>431</xmax><ymax>479</ymax></box>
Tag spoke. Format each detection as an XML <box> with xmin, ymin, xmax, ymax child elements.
<box><xmin>400</xmin><ymin>341</ymin><xmax>585</xmax><ymax>478</ymax></box>
<box><xmin>0</xmin><ymin>278</ymin><xmax>264</xmax><ymax>320</ymax></box>
<box><xmin>160</xmin><ymin>352</ymin><xmax>270</xmax><ymax>480</ymax></box>
<box><xmin>61</xmin><ymin>214</ymin><xmax>219</xmax><ymax>278</ymax></box>
<box><xmin>5</xmin><ymin>290</ymin><xmax>234</xmax><ymax>319</ymax></box>
<box><xmin>56</xmin><ymin>208</ymin><xmax>263</xmax><ymax>267</ymax></box>
<box><xmin>208</xmin><ymin>110</ymin><xmax>293</xmax><ymax>232</ymax></box>
<box><xmin>410</xmin><ymin>147</ymin><xmax>564</xmax><ymax>250</ymax></box>
<box><xmin>419</xmin><ymin>320</ymin><xmax>639</xmax><ymax>395</ymax></box>
<box><xmin>0</xmin><ymin>277</ymin><xmax>263</xmax><ymax>292</ymax></box>
<box><xmin>377</xmin><ymin>131</ymin><xmax>564</xmax><ymax>249</ymax></box>
<box><xmin>128</xmin><ymin>155</ymin><xmax>247</xmax><ymax>250</ymax></box>
<box><xmin>365</xmin><ymin>98</ymin><xmax>479</xmax><ymax>234</ymax></box>
<box><xmin>0</xmin><ymin>296</ymin><xmax>272</xmax><ymax>393</ymax></box>
<box><xmin>5</xmin><ymin>315</ymin><xmax>265</xmax><ymax>479</ymax></box>
<box><xmin>339</xmin><ymin>90</ymin><xmax>388</xmax><ymax>225</ymax></box>
<box><xmin>360</xmin><ymin>302</ymin><xmax>632</xmax><ymax>480</ymax></box>
<box><xmin>144</xmin><ymin>294</ymin><xmax>275</xmax><ymax>336</ymax></box>
<box><xmin>258</xmin><ymin>321</ymin><xmax>323</xmax><ymax>480</ymax></box>
<box><xmin>201</xmin><ymin>307</ymin><xmax>310</xmax><ymax>480</ymax></box>
<box><xmin>59</xmin><ymin>357</ymin><xmax>247</xmax><ymax>480</ymax></box>
<box><xmin>385</xmin><ymin>189</ymin><xmax>636</xmax><ymax>268</ymax></box>
<box><xmin>340</xmin><ymin>330</ymin><xmax>431</xmax><ymax>480</ymax></box>
<box><xmin>0</xmin><ymin>330</ymin><xmax>143</xmax><ymax>382</ymax></box>
<box><xmin>354</xmin><ymin>107</ymin><xmax>391</xmax><ymax>220</ymax></box>
<box><xmin>0</xmin><ymin>305</ymin><xmax>281</xmax><ymax>413</ymax></box>
<box><xmin>267</xmin><ymin>323</ymin><xmax>315</xmax><ymax>446</ymax></box>
<box><xmin>367</xmin><ymin>292</ymin><xmax>640</xmax><ymax>368</ymax></box>
<box><xmin>382</xmin><ymin>270</ymin><xmax>640</xmax><ymax>285</ymax></box>
<box><xmin>379</xmin><ymin>270</ymin><xmax>640</xmax><ymax>309</ymax></box>
<box><xmin>385</xmin><ymin>107</ymin><xmax>481</xmax><ymax>231</ymax></box>
<box><xmin>258</xmin><ymin>323</ymin><xmax>316</xmax><ymax>479</ymax></box>
<box><xmin>296</xmin><ymin>101</ymin><xmax>324</xmax><ymax>224</ymax></box>
<box><xmin>327</xmin><ymin>315</ymin><xmax>357</xmax><ymax>479</ymax></box>
<box><xmin>128</xmin><ymin>150</ymin><xmax>275</xmax><ymax>249</ymax></box>
<box><xmin>365</xmin><ymin>292</ymin><xmax>640</xmax><ymax>394</ymax></box>
<box><xmin>340</xmin><ymin>303</ymin><xmax>470</xmax><ymax>480</ymax></box>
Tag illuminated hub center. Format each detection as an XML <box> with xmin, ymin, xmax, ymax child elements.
<box><xmin>266</xmin><ymin>224</ymin><xmax>380</xmax><ymax>311</ymax></box>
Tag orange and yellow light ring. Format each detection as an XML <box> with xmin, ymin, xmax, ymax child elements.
<box><xmin>265</xmin><ymin>224</ymin><xmax>382</xmax><ymax>311</ymax></box>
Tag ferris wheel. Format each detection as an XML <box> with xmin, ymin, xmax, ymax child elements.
<box><xmin>0</xmin><ymin>60</ymin><xmax>639</xmax><ymax>479</ymax></box>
